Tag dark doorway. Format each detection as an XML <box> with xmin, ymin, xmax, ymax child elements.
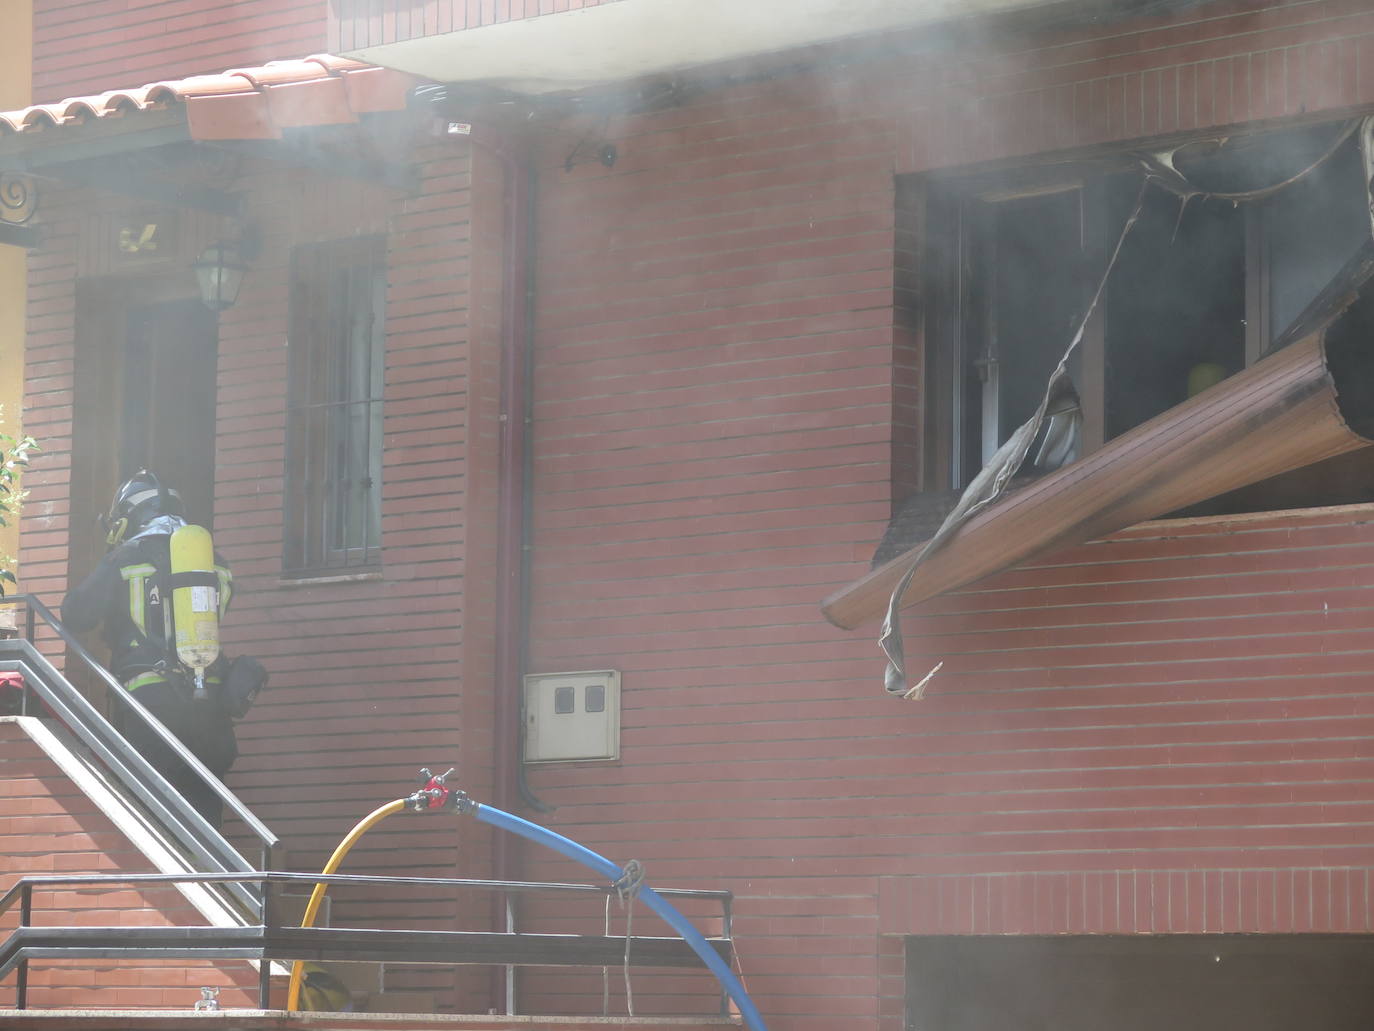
<box><xmin>120</xmin><ymin>299</ymin><xmax>218</xmax><ymax>527</ymax></box>
<box><xmin>906</xmin><ymin>934</ymin><xmax>1374</xmax><ymax>1030</ymax></box>
<box><xmin>68</xmin><ymin>284</ymin><xmax>217</xmax><ymax>693</ymax></box>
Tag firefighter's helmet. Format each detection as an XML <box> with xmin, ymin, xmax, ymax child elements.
<box><xmin>103</xmin><ymin>469</ymin><xmax>183</xmax><ymax>547</ymax></box>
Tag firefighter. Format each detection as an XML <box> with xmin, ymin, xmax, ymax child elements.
<box><xmin>62</xmin><ymin>470</ymin><xmax>242</xmax><ymax>828</ymax></box>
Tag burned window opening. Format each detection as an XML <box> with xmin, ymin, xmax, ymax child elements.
<box><xmin>854</xmin><ymin>117</ymin><xmax>1374</xmax><ymax>698</ymax></box>
<box><xmin>1104</xmin><ymin>182</ymin><xmax>1246</xmax><ymax>440</ymax></box>
<box><xmin>839</xmin><ymin>290</ymin><xmax>1374</xmax><ymax>693</ymax></box>
<box><xmin>1327</xmin><ymin>281</ymin><xmax>1374</xmax><ymax>437</ymax></box>
<box><xmin>908</xmin><ymin>119</ymin><xmax>1374</xmax><ymax>521</ymax></box>
<box><xmin>1176</xmin><ymin>256</ymin><xmax>1374</xmax><ymax>520</ymax></box>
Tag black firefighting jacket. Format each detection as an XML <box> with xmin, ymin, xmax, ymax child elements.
<box><xmin>62</xmin><ymin>530</ymin><xmax>232</xmax><ymax>686</ymax></box>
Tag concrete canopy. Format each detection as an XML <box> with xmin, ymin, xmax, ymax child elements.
<box><xmin>341</xmin><ymin>0</ymin><xmax>1070</xmax><ymax>93</ymax></box>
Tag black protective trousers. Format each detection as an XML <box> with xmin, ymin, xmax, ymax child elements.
<box><xmin>118</xmin><ymin>680</ymin><xmax>238</xmax><ymax>829</ymax></box>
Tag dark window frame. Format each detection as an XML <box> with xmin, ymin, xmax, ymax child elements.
<box><xmin>914</xmin><ymin>121</ymin><xmax>1370</xmax><ymax>505</ymax></box>
<box><xmin>284</xmin><ymin>235</ymin><xmax>386</xmax><ymax>576</ymax></box>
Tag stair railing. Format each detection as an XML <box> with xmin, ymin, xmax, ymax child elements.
<box><xmin>0</xmin><ymin>594</ymin><xmax>279</xmax><ymax>915</ymax></box>
<box><xmin>0</xmin><ymin>870</ymin><xmax>735</xmax><ymax>1013</ymax></box>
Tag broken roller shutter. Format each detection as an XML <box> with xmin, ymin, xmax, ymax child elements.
<box><xmin>829</xmin><ymin>116</ymin><xmax>1374</xmax><ymax>700</ymax></box>
<box><xmin>822</xmin><ymin>311</ymin><xmax>1374</xmax><ymax>632</ymax></box>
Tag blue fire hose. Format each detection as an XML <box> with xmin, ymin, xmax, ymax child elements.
<box><xmin>404</xmin><ymin>771</ymin><xmax>766</xmax><ymax>1031</ymax></box>
<box><xmin>473</xmin><ymin>803</ymin><xmax>767</xmax><ymax>1031</ymax></box>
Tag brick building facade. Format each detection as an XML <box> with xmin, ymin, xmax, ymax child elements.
<box><xmin>6</xmin><ymin>1</ymin><xmax>1374</xmax><ymax>1028</ymax></box>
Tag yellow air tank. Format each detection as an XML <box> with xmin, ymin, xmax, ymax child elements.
<box><xmin>169</xmin><ymin>523</ymin><xmax>221</xmax><ymax>698</ymax></box>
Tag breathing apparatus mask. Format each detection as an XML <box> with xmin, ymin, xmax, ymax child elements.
<box><xmin>99</xmin><ymin>469</ymin><xmax>184</xmax><ymax>549</ymax></box>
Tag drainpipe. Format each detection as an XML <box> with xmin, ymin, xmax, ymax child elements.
<box><xmin>455</xmin><ymin>121</ymin><xmax>523</xmax><ymax>1015</ymax></box>
<box><xmin>515</xmin><ymin>156</ymin><xmax>551</xmax><ymax>820</ymax></box>
<box><xmin>436</xmin><ymin>113</ymin><xmax>549</xmax><ymax>1015</ymax></box>
<box><xmin>447</xmin><ymin>119</ymin><xmax>525</xmax><ymax>819</ymax></box>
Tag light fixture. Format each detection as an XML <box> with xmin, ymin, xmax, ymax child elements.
<box><xmin>193</xmin><ymin>231</ymin><xmax>255</xmax><ymax>312</ymax></box>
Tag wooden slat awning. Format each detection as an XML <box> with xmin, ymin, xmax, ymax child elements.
<box><xmin>822</xmin><ymin>307</ymin><xmax>1374</xmax><ymax>631</ymax></box>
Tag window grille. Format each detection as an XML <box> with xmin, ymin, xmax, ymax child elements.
<box><xmin>285</xmin><ymin>237</ymin><xmax>385</xmax><ymax>574</ymax></box>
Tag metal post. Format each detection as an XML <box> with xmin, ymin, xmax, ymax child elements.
<box><xmin>505</xmin><ymin>895</ymin><xmax>517</xmax><ymax>1015</ymax></box>
<box><xmin>23</xmin><ymin>603</ymin><xmax>34</xmax><ymax>643</ymax></box>
<box><xmin>258</xmin><ymin>872</ymin><xmax>273</xmax><ymax>1008</ymax></box>
<box><xmin>720</xmin><ymin>895</ymin><xmax>734</xmax><ymax>1017</ymax></box>
<box><xmin>16</xmin><ymin>884</ymin><xmax>32</xmax><ymax>1009</ymax></box>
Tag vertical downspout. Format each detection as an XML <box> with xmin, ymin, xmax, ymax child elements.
<box><xmin>517</xmin><ymin>155</ymin><xmax>552</xmax><ymax>817</ymax></box>
<box><xmin>447</xmin><ymin>118</ymin><xmax>547</xmax><ymax>1016</ymax></box>
<box><xmin>470</xmin><ymin>123</ymin><xmax>525</xmax><ymax>842</ymax></box>
<box><xmin>469</xmin><ymin>124</ymin><xmax>525</xmax><ymax>1016</ymax></box>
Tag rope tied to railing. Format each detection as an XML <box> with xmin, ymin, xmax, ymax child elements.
<box><xmin>612</xmin><ymin>859</ymin><xmax>646</xmax><ymax>901</ymax></box>
<box><xmin>604</xmin><ymin>859</ymin><xmax>645</xmax><ymax>1016</ymax></box>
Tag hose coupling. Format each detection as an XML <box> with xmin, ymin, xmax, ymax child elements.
<box><xmin>404</xmin><ymin>767</ymin><xmax>473</xmax><ymax>813</ymax></box>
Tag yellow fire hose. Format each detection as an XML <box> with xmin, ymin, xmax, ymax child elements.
<box><xmin>281</xmin><ymin>771</ymin><xmax>767</xmax><ymax>1031</ymax></box>
<box><xmin>286</xmin><ymin>798</ymin><xmax>408</xmax><ymax>1011</ymax></box>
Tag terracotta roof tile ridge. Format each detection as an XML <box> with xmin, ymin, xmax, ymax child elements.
<box><xmin>0</xmin><ymin>55</ymin><xmax>415</xmax><ymax>138</ymax></box>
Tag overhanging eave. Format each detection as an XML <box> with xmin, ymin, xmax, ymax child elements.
<box><xmin>340</xmin><ymin>0</ymin><xmax>1068</xmax><ymax>94</ymax></box>
<box><xmin>0</xmin><ymin>111</ymin><xmax>191</xmax><ymax>169</ymax></box>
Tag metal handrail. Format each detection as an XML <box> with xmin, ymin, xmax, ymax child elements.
<box><xmin>1</xmin><ymin>869</ymin><xmax>736</xmax><ymax>1011</ymax></box>
<box><xmin>0</xmin><ymin>594</ymin><xmax>279</xmax><ymax>911</ymax></box>
<box><xmin>0</xmin><ymin>870</ymin><xmax>733</xmax><ymax>914</ymax></box>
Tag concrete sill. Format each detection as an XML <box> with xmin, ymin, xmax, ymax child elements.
<box><xmin>276</xmin><ymin>571</ymin><xmax>383</xmax><ymax>588</ymax></box>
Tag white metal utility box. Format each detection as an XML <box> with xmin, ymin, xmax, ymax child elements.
<box><xmin>523</xmin><ymin>669</ymin><xmax>621</xmax><ymax>762</ymax></box>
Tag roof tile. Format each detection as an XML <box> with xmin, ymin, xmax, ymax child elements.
<box><xmin>225</xmin><ymin>61</ymin><xmax>333</xmax><ymax>90</ymax></box>
<box><xmin>0</xmin><ymin>55</ymin><xmax>417</xmax><ymax>140</ymax></box>
<box><xmin>341</xmin><ymin>67</ymin><xmax>415</xmax><ymax>115</ymax></box>
<box><xmin>264</xmin><ymin>77</ymin><xmax>358</xmax><ymax>130</ymax></box>
<box><xmin>184</xmin><ymin>92</ymin><xmax>279</xmax><ymax>142</ymax></box>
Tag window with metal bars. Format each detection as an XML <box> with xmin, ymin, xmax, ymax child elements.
<box><xmin>284</xmin><ymin>236</ymin><xmax>385</xmax><ymax>575</ymax></box>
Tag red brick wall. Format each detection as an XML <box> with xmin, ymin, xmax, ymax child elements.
<box><xmin>18</xmin><ymin>138</ymin><xmax>483</xmax><ymax>1007</ymax></box>
<box><xmin>32</xmin><ymin>0</ymin><xmax>328</xmax><ymax>100</ymax></box>
<box><xmin>16</xmin><ymin>1</ymin><xmax>1374</xmax><ymax>1029</ymax></box>
<box><xmin>892</xmin><ymin>178</ymin><xmax>923</xmax><ymax>502</ymax></box>
<box><xmin>516</xmin><ymin>57</ymin><xmax>901</xmax><ymax>1025</ymax></box>
<box><xmin>0</xmin><ymin>719</ymin><xmax>260</xmax><ymax>1009</ymax></box>
<box><xmin>209</xmin><ymin>143</ymin><xmax>481</xmax><ymax>1008</ymax></box>
<box><xmin>509</xmin><ymin>3</ymin><xmax>1374</xmax><ymax>1029</ymax></box>
<box><xmin>20</xmin><ymin>182</ymin><xmax>78</xmax><ymax>611</ymax></box>
<box><xmin>896</xmin><ymin>0</ymin><xmax>1374</xmax><ymax>173</ymax></box>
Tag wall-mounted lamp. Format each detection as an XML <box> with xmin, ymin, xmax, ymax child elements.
<box><xmin>193</xmin><ymin>227</ymin><xmax>258</xmax><ymax>312</ymax></box>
